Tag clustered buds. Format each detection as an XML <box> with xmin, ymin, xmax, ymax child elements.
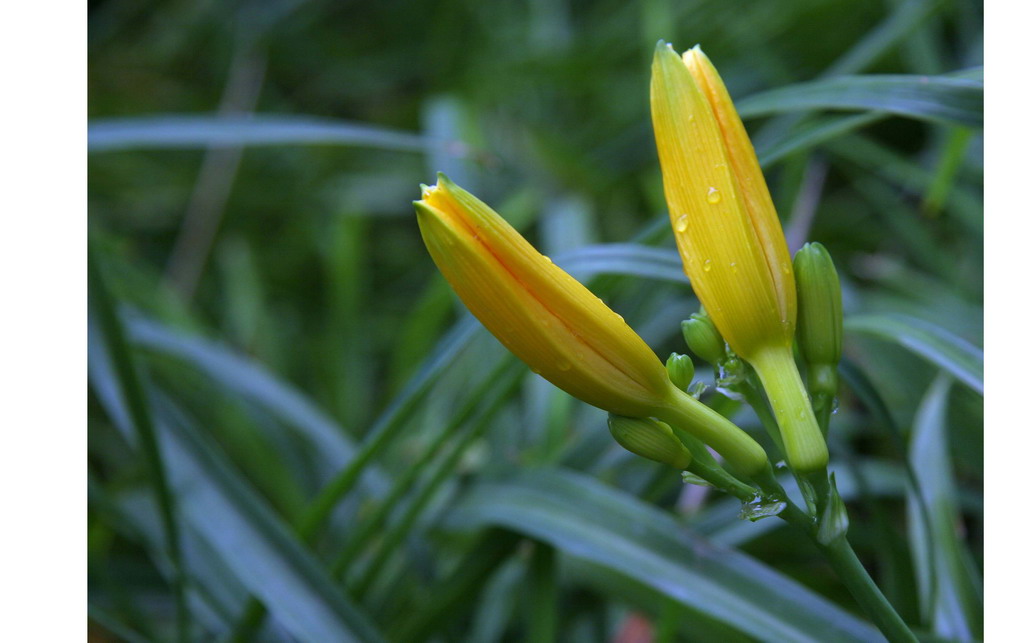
<box><xmin>415</xmin><ymin>174</ymin><xmax>768</xmax><ymax>476</ymax></box>
<box><xmin>651</xmin><ymin>42</ymin><xmax>828</xmax><ymax>473</ymax></box>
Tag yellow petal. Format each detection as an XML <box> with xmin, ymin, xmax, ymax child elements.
<box><xmin>416</xmin><ymin>174</ymin><xmax>672</xmax><ymax>417</ymax></box>
<box><xmin>682</xmin><ymin>46</ymin><xmax>796</xmax><ymax>337</ymax></box>
<box><xmin>650</xmin><ymin>42</ymin><xmax>789</xmax><ymax>358</ymax></box>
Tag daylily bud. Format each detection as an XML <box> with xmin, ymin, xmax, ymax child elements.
<box><xmin>651</xmin><ymin>42</ymin><xmax>795</xmax><ymax>360</ymax></box>
<box><xmin>415</xmin><ymin>174</ymin><xmax>768</xmax><ymax>475</ymax></box>
<box><xmin>794</xmin><ymin>242</ymin><xmax>843</xmax><ymax>430</ymax></box>
<box><xmin>650</xmin><ymin>43</ymin><xmax>828</xmax><ymax>472</ymax></box>
<box><xmin>681</xmin><ymin>312</ymin><xmax>726</xmax><ymax>365</ymax></box>
<box><xmin>608</xmin><ymin>415</ymin><xmax>692</xmax><ymax>469</ymax></box>
<box><xmin>666</xmin><ymin>352</ymin><xmax>695</xmax><ymax>391</ymax></box>
<box><xmin>794</xmin><ymin>242</ymin><xmax>843</xmax><ymax>367</ymax></box>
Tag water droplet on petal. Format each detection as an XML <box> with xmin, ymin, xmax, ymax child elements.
<box><xmin>543</xmin><ymin>255</ymin><xmax>553</xmax><ymax>263</ymax></box>
<box><xmin>707</xmin><ymin>187</ymin><xmax>721</xmax><ymax>204</ymax></box>
<box><xmin>615</xmin><ymin>313</ymin><xmax>624</xmax><ymax>322</ymax></box>
<box><xmin>730</xmin><ymin>262</ymin><xmax>738</xmax><ymax>273</ymax></box>
<box><xmin>674</xmin><ymin>215</ymin><xmax>689</xmax><ymax>233</ymax></box>
<box><xmin>703</xmin><ymin>259</ymin><xmax>712</xmax><ymax>272</ymax></box>
<box><xmin>782</xmin><ymin>263</ymin><xmax>791</xmax><ymax>274</ymax></box>
<box><xmin>556</xmin><ymin>359</ymin><xmax>571</xmax><ymax>371</ymax></box>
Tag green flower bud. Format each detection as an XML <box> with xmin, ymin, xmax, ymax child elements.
<box><xmin>666</xmin><ymin>352</ymin><xmax>695</xmax><ymax>391</ymax></box>
<box><xmin>794</xmin><ymin>242</ymin><xmax>843</xmax><ymax>367</ymax></box>
<box><xmin>608</xmin><ymin>415</ymin><xmax>692</xmax><ymax>469</ymax></box>
<box><xmin>681</xmin><ymin>312</ymin><xmax>726</xmax><ymax>365</ymax></box>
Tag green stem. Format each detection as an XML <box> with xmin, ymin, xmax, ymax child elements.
<box><xmin>817</xmin><ymin>538</ymin><xmax>918</xmax><ymax>643</ymax></box>
<box><xmin>686</xmin><ymin>458</ymin><xmax>758</xmax><ymax>501</ymax></box>
<box><xmin>776</xmin><ymin>504</ymin><xmax>917</xmax><ymax>642</ymax></box>
<box><xmin>748</xmin><ymin>344</ymin><xmax>829</xmax><ymax>473</ymax></box>
<box><xmin>654</xmin><ymin>387</ymin><xmax>768</xmax><ymax>477</ymax></box>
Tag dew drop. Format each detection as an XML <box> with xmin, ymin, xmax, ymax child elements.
<box><xmin>615</xmin><ymin>313</ymin><xmax>624</xmax><ymax>322</ymax></box>
<box><xmin>730</xmin><ymin>261</ymin><xmax>738</xmax><ymax>273</ymax></box>
<box><xmin>543</xmin><ymin>255</ymin><xmax>553</xmax><ymax>263</ymax></box>
<box><xmin>674</xmin><ymin>215</ymin><xmax>689</xmax><ymax>233</ymax></box>
<box><xmin>556</xmin><ymin>359</ymin><xmax>571</xmax><ymax>371</ymax></box>
<box><xmin>688</xmin><ymin>114</ymin><xmax>695</xmax><ymax>123</ymax></box>
<box><xmin>782</xmin><ymin>263</ymin><xmax>791</xmax><ymax>274</ymax></box>
<box><xmin>702</xmin><ymin>259</ymin><xmax>712</xmax><ymax>272</ymax></box>
<box><xmin>707</xmin><ymin>187</ymin><xmax>721</xmax><ymax>204</ymax></box>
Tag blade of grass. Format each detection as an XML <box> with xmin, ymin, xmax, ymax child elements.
<box><xmin>89</xmin><ymin>249</ymin><xmax>190</xmax><ymax>643</ymax></box>
<box><xmin>328</xmin><ymin>357</ymin><xmax>517</xmax><ymax>575</ymax></box>
<box><xmin>447</xmin><ymin>469</ymin><xmax>883</xmax><ymax>642</ymax></box>
<box><xmin>525</xmin><ymin>542</ymin><xmax>558</xmax><ymax>643</ymax></box>
<box><xmin>90</xmin><ymin>330</ymin><xmax>384</xmax><ymax>642</ymax></box>
<box><xmin>389</xmin><ymin>529</ymin><xmax>523</xmax><ymax>642</ymax></box>
<box><xmin>907</xmin><ymin>375</ymin><xmax>982</xmax><ymax>639</ymax></box>
<box><xmin>89</xmin><ymin>114</ymin><xmax>430</xmax><ymax>152</ymax></box>
<box><xmin>737</xmin><ymin>73</ymin><xmax>983</xmax><ymax>128</ymax></box>
<box><xmin>347</xmin><ymin>366</ymin><xmax>525</xmax><ymax>599</ymax></box>
<box><xmin>846</xmin><ymin>314</ymin><xmax>983</xmax><ymax>394</ymax></box>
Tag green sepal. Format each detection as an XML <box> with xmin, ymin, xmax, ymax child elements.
<box><xmin>816</xmin><ymin>473</ymin><xmax>849</xmax><ymax>545</ymax></box>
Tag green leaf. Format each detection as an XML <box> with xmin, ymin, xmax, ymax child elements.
<box><xmin>127</xmin><ymin>315</ymin><xmax>362</xmax><ymax>469</ymax></box>
<box><xmin>846</xmin><ymin>314</ymin><xmax>983</xmax><ymax>394</ymax></box>
<box><xmin>907</xmin><ymin>376</ymin><xmax>982</xmax><ymax>639</ymax></box>
<box><xmin>89</xmin><ymin>251</ymin><xmax>190</xmax><ymax>641</ymax></box>
<box><xmin>737</xmin><ymin>74</ymin><xmax>983</xmax><ymax>128</ymax></box>
<box><xmin>758</xmin><ymin>113</ymin><xmax>885</xmax><ymax>168</ymax></box>
<box><xmin>89</xmin><ymin>329</ymin><xmax>385</xmax><ymax>643</ymax></box>
<box><xmin>446</xmin><ymin>469</ymin><xmax>882</xmax><ymax>642</ymax></box>
<box><xmin>554</xmin><ymin>244</ymin><xmax>687</xmax><ymax>284</ymax></box>
<box><xmin>88</xmin><ymin>115</ymin><xmax>429</xmax><ymax>152</ymax></box>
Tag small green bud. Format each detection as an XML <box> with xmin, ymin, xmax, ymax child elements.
<box><xmin>681</xmin><ymin>312</ymin><xmax>726</xmax><ymax>365</ymax></box>
<box><xmin>666</xmin><ymin>353</ymin><xmax>695</xmax><ymax>391</ymax></box>
<box><xmin>608</xmin><ymin>415</ymin><xmax>692</xmax><ymax>469</ymax></box>
<box><xmin>794</xmin><ymin>242</ymin><xmax>843</xmax><ymax>367</ymax></box>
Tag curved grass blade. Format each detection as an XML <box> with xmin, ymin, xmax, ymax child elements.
<box><xmin>907</xmin><ymin>376</ymin><xmax>982</xmax><ymax>639</ymax></box>
<box><xmin>846</xmin><ymin>314</ymin><xmax>983</xmax><ymax>394</ymax></box>
<box><xmin>125</xmin><ymin>315</ymin><xmax>369</xmax><ymax>479</ymax></box>
<box><xmin>737</xmin><ymin>74</ymin><xmax>983</xmax><ymax>128</ymax></box>
<box><xmin>90</xmin><ymin>333</ymin><xmax>384</xmax><ymax>642</ymax></box>
<box><xmin>89</xmin><ymin>251</ymin><xmax>190</xmax><ymax>642</ymax></box>
<box><xmin>553</xmin><ymin>244</ymin><xmax>687</xmax><ymax>284</ymax></box>
<box><xmin>446</xmin><ymin>469</ymin><xmax>883</xmax><ymax>642</ymax></box>
<box><xmin>89</xmin><ymin>114</ymin><xmax>429</xmax><ymax>153</ymax></box>
<box><xmin>758</xmin><ymin>113</ymin><xmax>886</xmax><ymax>168</ymax></box>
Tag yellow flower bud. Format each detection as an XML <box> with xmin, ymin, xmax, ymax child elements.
<box><xmin>415</xmin><ymin>174</ymin><xmax>768</xmax><ymax>475</ymax></box>
<box><xmin>650</xmin><ymin>42</ymin><xmax>794</xmax><ymax>358</ymax></box>
<box><xmin>650</xmin><ymin>43</ymin><xmax>828</xmax><ymax>473</ymax></box>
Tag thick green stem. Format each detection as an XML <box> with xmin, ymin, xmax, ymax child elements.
<box><xmin>748</xmin><ymin>344</ymin><xmax>829</xmax><ymax>473</ymax></box>
<box><xmin>653</xmin><ymin>387</ymin><xmax>768</xmax><ymax>477</ymax></box>
<box><xmin>776</xmin><ymin>504</ymin><xmax>916</xmax><ymax>642</ymax></box>
<box><xmin>817</xmin><ymin>538</ymin><xmax>918</xmax><ymax>643</ymax></box>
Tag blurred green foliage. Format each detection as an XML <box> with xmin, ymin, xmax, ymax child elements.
<box><xmin>89</xmin><ymin>0</ymin><xmax>982</xmax><ymax>640</ymax></box>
